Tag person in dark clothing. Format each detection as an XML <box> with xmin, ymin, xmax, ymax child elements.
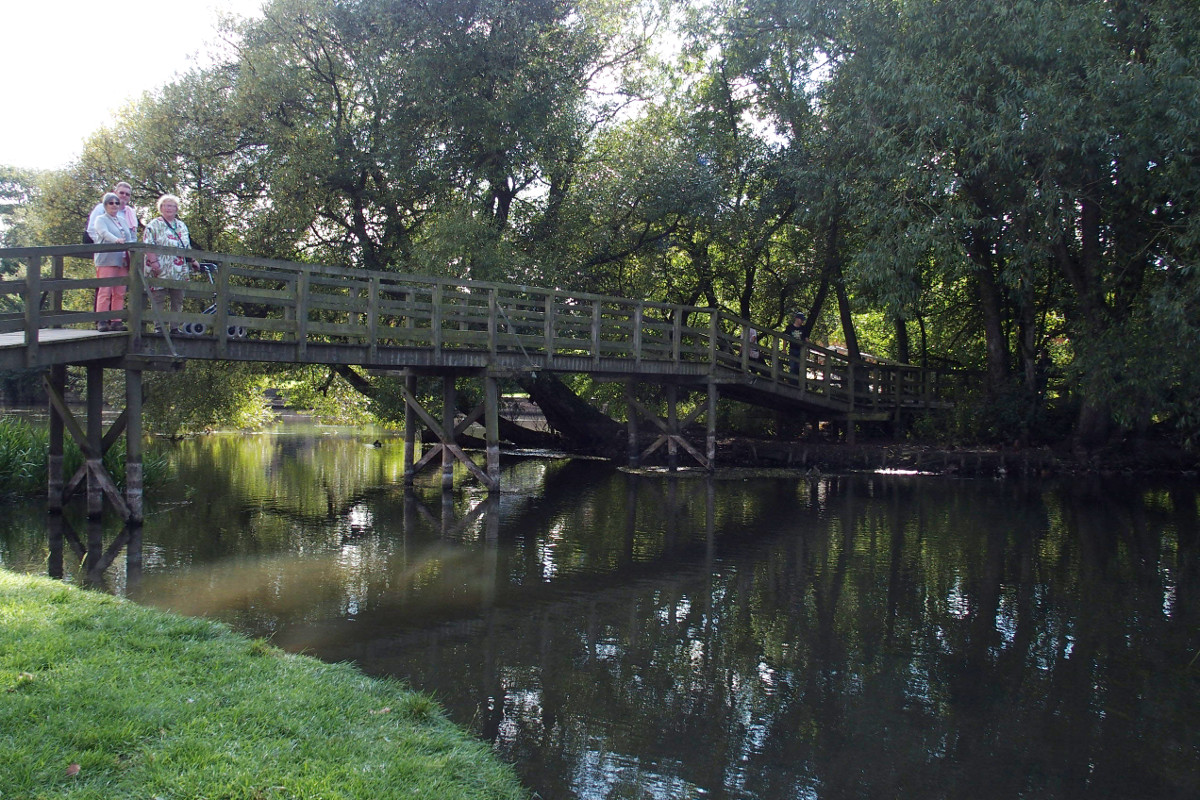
<box><xmin>783</xmin><ymin>311</ymin><xmax>807</xmax><ymax>375</ymax></box>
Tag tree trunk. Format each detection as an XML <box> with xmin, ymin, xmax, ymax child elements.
<box><xmin>972</xmin><ymin>246</ymin><xmax>1010</xmax><ymax>395</ymax></box>
<box><xmin>824</xmin><ymin>219</ymin><xmax>860</xmax><ymax>359</ymax></box>
<box><xmin>894</xmin><ymin>316</ymin><xmax>911</xmax><ymax>364</ymax></box>
<box><xmin>516</xmin><ymin>372</ymin><xmax>625</xmax><ymax>456</ymax></box>
<box><xmin>835</xmin><ymin>273</ymin><xmax>859</xmax><ymax>360</ymax></box>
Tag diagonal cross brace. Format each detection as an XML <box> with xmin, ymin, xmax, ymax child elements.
<box><xmin>399</xmin><ymin>384</ymin><xmax>496</xmax><ymax>490</ymax></box>
<box><xmin>627</xmin><ymin>395</ymin><xmax>710</xmax><ymax>469</ymax></box>
<box><xmin>43</xmin><ymin>375</ymin><xmax>133</xmax><ymax>521</ymax></box>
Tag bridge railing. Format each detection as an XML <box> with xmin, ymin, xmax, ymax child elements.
<box><xmin>0</xmin><ymin>244</ymin><xmax>956</xmax><ymax>411</ymax></box>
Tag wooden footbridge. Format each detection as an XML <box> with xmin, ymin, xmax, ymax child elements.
<box><xmin>1</xmin><ymin>243</ymin><xmax>955</xmax><ymax>523</ymax></box>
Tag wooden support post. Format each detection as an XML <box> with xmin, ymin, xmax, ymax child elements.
<box><xmin>47</xmin><ymin>365</ymin><xmax>66</xmax><ymax>513</ymax></box>
<box><xmin>86</xmin><ymin>364</ymin><xmax>104</xmax><ymax>519</ymax></box>
<box><xmin>48</xmin><ymin>514</ymin><xmax>66</xmax><ymax>579</ymax></box>
<box><xmin>481</xmin><ymin>496</ymin><xmax>500</xmax><ymax>609</ymax></box>
<box><xmin>626</xmin><ymin>381</ymin><xmax>639</xmax><ymax>468</ymax></box>
<box><xmin>666</xmin><ymin>385</ymin><xmax>679</xmax><ymax>472</ymax></box>
<box><xmin>403</xmin><ymin>374</ymin><xmax>418</xmax><ymax>486</ymax></box>
<box><xmin>706</xmin><ymin>382</ymin><xmax>718</xmax><ymax>471</ymax></box>
<box><xmin>85</xmin><ymin>518</ymin><xmax>104</xmax><ymax>579</ymax></box>
<box><xmin>125</xmin><ymin>369</ymin><xmax>144</xmax><ymax>523</ymax></box>
<box><xmin>441</xmin><ymin>376</ymin><xmax>456</xmax><ymax>491</ymax></box>
<box><xmin>400</xmin><ymin>381</ymin><xmax>493</xmax><ymax>488</ymax></box>
<box><xmin>484</xmin><ymin>376</ymin><xmax>500</xmax><ymax>491</ymax></box>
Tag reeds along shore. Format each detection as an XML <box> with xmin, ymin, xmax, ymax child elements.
<box><xmin>0</xmin><ymin>416</ymin><xmax>170</xmax><ymax>497</ymax></box>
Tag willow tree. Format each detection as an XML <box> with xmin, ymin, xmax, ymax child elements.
<box><xmin>813</xmin><ymin>0</ymin><xmax>1200</xmax><ymax>445</ymax></box>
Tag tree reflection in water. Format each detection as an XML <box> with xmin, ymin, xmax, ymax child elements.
<box><xmin>0</xmin><ymin>428</ymin><xmax>1195</xmax><ymax>800</ymax></box>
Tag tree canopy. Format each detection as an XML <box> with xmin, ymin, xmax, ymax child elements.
<box><xmin>7</xmin><ymin>0</ymin><xmax>1199</xmax><ymax>449</ymax></box>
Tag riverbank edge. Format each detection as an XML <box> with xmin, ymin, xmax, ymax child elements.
<box><xmin>0</xmin><ymin>569</ymin><xmax>527</xmax><ymax>799</ymax></box>
<box><xmin>708</xmin><ymin>436</ymin><xmax>1200</xmax><ymax>479</ymax></box>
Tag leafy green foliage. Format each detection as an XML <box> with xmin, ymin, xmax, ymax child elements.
<box><xmin>0</xmin><ymin>417</ymin><xmax>171</xmax><ymax>497</ymax></box>
<box><xmin>8</xmin><ymin>0</ymin><xmax>1200</xmax><ymax>450</ymax></box>
<box><xmin>143</xmin><ymin>361</ymin><xmax>273</xmax><ymax>437</ymax></box>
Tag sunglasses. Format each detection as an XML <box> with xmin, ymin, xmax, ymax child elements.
<box><xmin>105</xmin><ymin>200</ymin><xmax>120</xmax><ymax>205</ymax></box>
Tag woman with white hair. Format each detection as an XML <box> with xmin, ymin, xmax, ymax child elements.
<box><xmin>142</xmin><ymin>193</ymin><xmax>195</xmax><ymax>333</ymax></box>
<box><xmin>92</xmin><ymin>191</ymin><xmax>136</xmax><ymax>331</ymax></box>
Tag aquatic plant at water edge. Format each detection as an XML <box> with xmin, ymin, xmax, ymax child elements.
<box><xmin>0</xmin><ymin>417</ymin><xmax>170</xmax><ymax>496</ymax></box>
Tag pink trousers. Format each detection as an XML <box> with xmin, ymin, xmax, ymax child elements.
<box><xmin>95</xmin><ymin>265</ymin><xmax>129</xmax><ymax>320</ymax></box>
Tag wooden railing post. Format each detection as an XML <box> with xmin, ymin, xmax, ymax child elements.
<box><xmin>431</xmin><ymin>283</ymin><xmax>443</xmax><ymax>355</ymax></box>
<box><xmin>799</xmin><ymin>341</ymin><xmax>809</xmax><ymax>395</ymax></box>
<box><xmin>676</xmin><ymin>310</ymin><xmax>686</xmax><ymax>363</ymax></box>
<box><xmin>705</xmin><ymin>313</ymin><xmax>716</xmax><ymax>367</ymax></box>
<box><xmin>51</xmin><ymin>255</ymin><xmax>65</xmax><ymax>322</ymax></box>
<box><xmin>127</xmin><ymin>264</ymin><xmax>144</xmax><ymax>338</ymax></box>
<box><xmin>633</xmin><ymin>303</ymin><xmax>644</xmax><ymax>366</ymax></box>
<box><xmin>218</xmin><ymin>261</ymin><xmax>235</xmax><ymax>358</ymax></box>
<box><xmin>543</xmin><ymin>292</ymin><xmax>555</xmax><ymax>364</ymax></box>
<box><xmin>848</xmin><ymin>361</ymin><xmax>857</xmax><ymax>412</ymax></box>
<box><xmin>24</xmin><ymin>256</ymin><xmax>41</xmax><ymax>365</ymax></box>
<box><xmin>488</xmin><ymin>289</ymin><xmax>499</xmax><ymax>355</ymax></box>
<box><xmin>368</xmin><ymin>276</ymin><xmax>380</xmax><ymax>360</ymax></box>
<box><xmin>591</xmin><ymin>299</ymin><xmax>602</xmax><ymax>368</ymax></box>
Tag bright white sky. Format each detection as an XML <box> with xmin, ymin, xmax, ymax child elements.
<box><xmin>2</xmin><ymin>0</ymin><xmax>265</xmax><ymax>172</ymax></box>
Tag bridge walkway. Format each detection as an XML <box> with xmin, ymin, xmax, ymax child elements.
<box><xmin>0</xmin><ymin>244</ymin><xmax>957</xmax><ymax>518</ymax></box>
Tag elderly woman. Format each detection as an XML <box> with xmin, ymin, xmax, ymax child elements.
<box><xmin>92</xmin><ymin>191</ymin><xmax>136</xmax><ymax>331</ymax></box>
<box><xmin>142</xmin><ymin>194</ymin><xmax>195</xmax><ymax>333</ymax></box>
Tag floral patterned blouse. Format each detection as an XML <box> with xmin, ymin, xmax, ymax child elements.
<box><xmin>142</xmin><ymin>216</ymin><xmax>192</xmax><ymax>281</ymax></box>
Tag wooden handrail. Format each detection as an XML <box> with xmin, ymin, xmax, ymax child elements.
<box><xmin>0</xmin><ymin>243</ymin><xmax>959</xmax><ymax>413</ymax></box>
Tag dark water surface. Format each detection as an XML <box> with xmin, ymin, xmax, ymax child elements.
<box><xmin>2</xmin><ymin>426</ymin><xmax>1197</xmax><ymax>799</ymax></box>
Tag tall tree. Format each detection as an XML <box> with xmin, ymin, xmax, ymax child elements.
<box><xmin>817</xmin><ymin>0</ymin><xmax>1200</xmax><ymax>444</ymax></box>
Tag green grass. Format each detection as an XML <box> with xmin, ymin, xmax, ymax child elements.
<box><xmin>0</xmin><ymin>417</ymin><xmax>171</xmax><ymax>498</ymax></box>
<box><xmin>0</xmin><ymin>570</ymin><xmax>527</xmax><ymax>799</ymax></box>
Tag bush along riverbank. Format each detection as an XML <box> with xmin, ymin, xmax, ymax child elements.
<box><xmin>0</xmin><ymin>570</ymin><xmax>527</xmax><ymax>799</ymax></box>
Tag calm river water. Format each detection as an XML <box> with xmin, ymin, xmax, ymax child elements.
<box><xmin>1</xmin><ymin>424</ymin><xmax>1197</xmax><ymax>800</ymax></box>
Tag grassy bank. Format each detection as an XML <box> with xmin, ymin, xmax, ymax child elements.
<box><xmin>0</xmin><ymin>570</ymin><xmax>527</xmax><ymax>799</ymax></box>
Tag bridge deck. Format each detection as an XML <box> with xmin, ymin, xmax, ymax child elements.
<box><xmin>0</xmin><ymin>244</ymin><xmax>958</xmax><ymax>420</ymax></box>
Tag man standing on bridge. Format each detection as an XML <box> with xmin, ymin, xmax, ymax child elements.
<box><xmin>783</xmin><ymin>311</ymin><xmax>808</xmax><ymax>375</ymax></box>
<box><xmin>86</xmin><ymin>181</ymin><xmax>139</xmax><ymax>242</ymax></box>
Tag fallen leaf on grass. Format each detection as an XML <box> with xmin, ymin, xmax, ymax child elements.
<box><xmin>370</xmin><ymin>707</ymin><xmax>391</xmax><ymax>715</ymax></box>
<box><xmin>66</xmin><ymin>764</ymin><xmax>80</xmax><ymax>777</ymax></box>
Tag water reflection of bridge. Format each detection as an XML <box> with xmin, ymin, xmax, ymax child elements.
<box><xmin>3</xmin><ymin>243</ymin><xmax>954</xmax><ymax>530</ymax></box>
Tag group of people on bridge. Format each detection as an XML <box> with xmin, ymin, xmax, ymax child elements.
<box><xmin>85</xmin><ymin>180</ymin><xmax>200</xmax><ymax>333</ymax></box>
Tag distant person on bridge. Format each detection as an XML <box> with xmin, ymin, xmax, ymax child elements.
<box><xmin>142</xmin><ymin>194</ymin><xmax>197</xmax><ymax>333</ymax></box>
<box><xmin>91</xmin><ymin>192</ymin><xmax>137</xmax><ymax>332</ymax></box>
<box><xmin>783</xmin><ymin>311</ymin><xmax>808</xmax><ymax>375</ymax></box>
